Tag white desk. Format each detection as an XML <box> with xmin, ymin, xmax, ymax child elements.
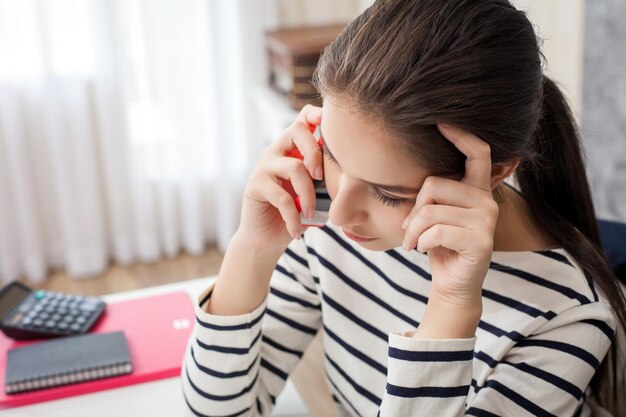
<box><xmin>3</xmin><ymin>277</ymin><xmax>310</xmax><ymax>417</ymax></box>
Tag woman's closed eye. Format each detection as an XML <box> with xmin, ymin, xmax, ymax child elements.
<box><xmin>369</xmin><ymin>186</ymin><xmax>410</xmax><ymax>208</ymax></box>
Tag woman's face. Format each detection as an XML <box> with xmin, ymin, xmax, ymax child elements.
<box><xmin>320</xmin><ymin>97</ymin><xmax>430</xmax><ymax>251</ymax></box>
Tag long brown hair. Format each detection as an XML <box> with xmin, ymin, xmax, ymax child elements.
<box><xmin>313</xmin><ymin>0</ymin><xmax>626</xmax><ymax>414</ymax></box>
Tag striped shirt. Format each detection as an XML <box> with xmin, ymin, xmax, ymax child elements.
<box><xmin>182</xmin><ymin>223</ymin><xmax>616</xmax><ymax>417</ymax></box>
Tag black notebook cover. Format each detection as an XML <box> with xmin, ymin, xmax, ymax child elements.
<box><xmin>5</xmin><ymin>331</ymin><xmax>132</xmax><ymax>394</ymax></box>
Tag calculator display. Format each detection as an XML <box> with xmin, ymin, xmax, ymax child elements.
<box><xmin>0</xmin><ymin>284</ymin><xmax>30</xmax><ymax>319</ymax></box>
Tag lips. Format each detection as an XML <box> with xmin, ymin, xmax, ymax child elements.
<box><xmin>342</xmin><ymin>228</ymin><xmax>377</xmax><ymax>242</ymax></box>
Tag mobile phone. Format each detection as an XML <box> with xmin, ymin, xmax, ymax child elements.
<box><xmin>295</xmin><ymin>179</ymin><xmax>331</xmax><ymax>227</ymax></box>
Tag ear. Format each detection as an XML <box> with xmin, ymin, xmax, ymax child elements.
<box><xmin>490</xmin><ymin>159</ymin><xmax>520</xmax><ymax>190</ymax></box>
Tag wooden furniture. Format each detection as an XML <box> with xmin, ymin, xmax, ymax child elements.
<box><xmin>265</xmin><ymin>24</ymin><xmax>346</xmax><ymax>110</ymax></box>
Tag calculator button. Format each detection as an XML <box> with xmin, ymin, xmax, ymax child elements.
<box><xmin>76</xmin><ymin>316</ymin><xmax>87</xmax><ymax>325</ymax></box>
<box><xmin>70</xmin><ymin>324</ymin><xmax>81</xmax><ymax>332</ymax></box>
<box><xmin>62</xmin><ymin>315</ymin><xmax>74</xmax><ymax>322</ymax></box>
<box><xmin>51</xmin><ymin>314</ymin><xmax>62</xmax><ymax>321</ymax></box>
<box><xmin>58</xmin><ymin>322</ymin><xmax>69</xmax><ymax>330</ymax></box>
<box><xmin>39</xmin><ymin>312</ymin><xmax>50</xmax><ymax>320</ymax></box>
<box><xmin>17</xmin><ymin>301</ymin><xmax>35</xmax><ymax>313</ymax></box>
<box><xmin>57</xmin><ymin>307</ymin><xmax>68</xmax><ymax>315</ymax></box>
<box><xmin>45</xmin><ymin>306</ymin><xmax>56</xmax><ymax>314</ymax></box>
<box><xmin>22</xmin><ymin>318</ymin><xmax>33</xmax><ymax>326</ymax></box>
<box><xmin>45</xmin><ymin>321</ymin><xmax>56</xmax><ymax>329</ymax></box>
<box><xmin>69</xmin><ymin>309</ymin><xmax>81</xmax><ymax>316</ymax></box>
<box><xmin>33</xmin><ymin>319</ymin><xmax>44</xmax><ymax>327</ymax></box>
<box><xmin>79</xmin><ymin>304</ymin><xmax>97</xmax><ymax>312</ymax></box>
<box><xmin>34</xmin><ymin>290</ymin><xmax>46</xmax><ymax>300</ymax></box>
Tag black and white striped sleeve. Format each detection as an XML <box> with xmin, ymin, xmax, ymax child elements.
<box><xmin>379</xmin><ymin>301</ymin><xmax>615</xmax><ymax>417</ymax></box>
<box><xmin>379</xmin><ymin>333</ymin><xmax>477</xmax><ymax>417</ymax></box>
<box><xmin>182</xmin><ymin>238</ymin><xmax>322</xmax><ymax>417</ymax></box>
<box><xmin>466</xmin><ymin>301</ymin><xmax>615</xmax><ymax>416</ymax></box>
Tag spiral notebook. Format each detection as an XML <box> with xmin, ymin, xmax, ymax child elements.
<box><xmin>5</xmin><ymin>331</ymin><xmax>132</xmax><ymax>394</ymax></box>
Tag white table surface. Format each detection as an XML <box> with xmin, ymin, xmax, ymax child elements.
<box><xmin>3</xmin><ymin>277</ymin><xmax>309</xmax><ymax>417</ymax></box>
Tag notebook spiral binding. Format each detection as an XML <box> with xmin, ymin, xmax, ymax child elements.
<box><xmin>5</xmin><ymin>363</ymin><xmax>133</xmax><ymax>394</ymax></box>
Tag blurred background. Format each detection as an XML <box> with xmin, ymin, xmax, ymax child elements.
<box><xmin>0</xmin><ymin>0</ymin><xmax>624</xmax><ymax>295</ymax></box>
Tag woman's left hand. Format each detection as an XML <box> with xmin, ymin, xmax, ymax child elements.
<box><xmin>401</xmin><ymin>124</ymin><xmax>499</xmax><ymax>335</ymax></box>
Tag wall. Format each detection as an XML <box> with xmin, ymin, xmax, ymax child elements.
<box><xmin>582</xmin><ymin>0</ymin><xmax>626</xmax><ymax>222</ymax></box>
<box><xmin>513</xmin><ymin>0</ymin><xmax>586</xmax><ymax>119</ymax></box>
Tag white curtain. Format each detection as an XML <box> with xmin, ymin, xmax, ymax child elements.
<box><xmin>0</xmin><ymin>0</ymin><xmax>270</xmax><ymax>284</ymax></box>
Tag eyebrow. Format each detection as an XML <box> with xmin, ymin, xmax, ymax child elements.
<box><xmin>319</xmin><ymin>123</ymin><xmax>421</xmax><ymax>195</ymax></box>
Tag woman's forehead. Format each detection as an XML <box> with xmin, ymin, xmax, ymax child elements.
<box><xmin>321</xmin><ymin>100</ymin><xmax>428</xmax><ymax>192</ymax></box>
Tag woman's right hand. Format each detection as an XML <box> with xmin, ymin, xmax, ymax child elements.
<box><xmin>236</xmin><ymin>104</ymin><xmax>324</xmax><ymax>251</ymax></box>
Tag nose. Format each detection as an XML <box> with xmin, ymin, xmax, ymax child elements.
<box><xmin>328</xmin><ymin>175</ymin><xmax>368</xmax><ymax>227</ymax></box>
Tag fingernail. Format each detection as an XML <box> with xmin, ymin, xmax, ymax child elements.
<box><xmin>440</xmin><ymin>123</ymin><xmax>452</xmax><ymax>129</ymax></box>
<box><xmin>315</xmin><ymin>166</ymin><xmax>324</xmax><ymax>180</ymax></box>
<box><xmin>401</xmin><ymin>217</ymin><xmax>409</xmax><ymax>230</ymax></box>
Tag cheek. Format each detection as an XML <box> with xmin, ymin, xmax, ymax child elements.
<box><xmin>378</xmin><ymin>206</ymin><xmax>411</xmax><ymax>236</ymax></box>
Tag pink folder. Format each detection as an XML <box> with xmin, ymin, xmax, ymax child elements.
<box><xmin>0</xmin><ymin>290</ymin><xmax>195</xmax><ymax>408</ymax></box>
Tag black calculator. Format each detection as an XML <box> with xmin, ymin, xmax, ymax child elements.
<box><xmin>0</xmin><ymin>282</ymin><xmax>106</xmax><ymax>340</ymax></box>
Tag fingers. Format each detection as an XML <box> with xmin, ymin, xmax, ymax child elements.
<box><xmin>295</xmin><ymin>103</ymin><xmax>323</xmax><ymax>131</ymax></box>
<box><xmin>406</xmin><ymin>176</ymin><xmax>494</xmax><ymax>222</ymax></box>
<box><xmin>437</xmin><ymin>124</ymin><xmax>492</xmax><ymax>192</ymax></box>
<box><xmin>402</xmin><ymin>204</ymin><xmax>485</xmax><ymax>251</ymax></box>
<box><xmin>401</xmin><ymin>177</ymin><xmax>499</xmax><ymax>253</ymax></box>
<box><xmin>261</xmin><ymin>180</ymin><xmax>304</xmax><ymax>239</ymax></box>
<box><xmin>278</xmin><ymin>105</ymin><xmax>324</xmax><ymax>180</ymax></box>
<box><xmin>416</xmin><ymin>224</ymin><xmax>489</xmax><ymax>254</ymax></box>
<box><xmin>269</xmin><ymin>157</ymin><xmax>317</xmax><ymax>220</ymax></box>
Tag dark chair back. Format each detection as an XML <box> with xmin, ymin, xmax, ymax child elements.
<box><xmin>598</xmin><ymin>219</ymin><xmax>626</xmax><ymax>285</ymax></box>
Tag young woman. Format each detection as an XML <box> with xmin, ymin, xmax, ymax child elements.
<box><xmin>182</xmin><ymin>1</ymin><xmax>626</xmax><ymax>416</ymax></box>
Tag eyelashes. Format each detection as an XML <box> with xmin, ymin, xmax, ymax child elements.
<box><xmin>322</xmin><ymin>143</ymin><xmax>409</xmax><ymax>208</ymax></box>
<box><xmin>369</xmin><ymin>186</ymin><xmax>406</xmax><ymax>207</ymax></box>
<box><xmin>321</xmin><ymin>144</ymin><xmax>337</xmax><ymax>163</ymax></box>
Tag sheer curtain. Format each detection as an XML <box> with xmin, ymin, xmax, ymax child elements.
<box><xmin>0</xmin><ymin>0</ymin><xmax>269</xmax><ymax>284</ymax></box>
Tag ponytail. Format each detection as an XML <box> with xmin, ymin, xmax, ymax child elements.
<box><xmin>517</xmin><ymin>76</ymin><xmax>626</xmax><ymax>416</ymax></box>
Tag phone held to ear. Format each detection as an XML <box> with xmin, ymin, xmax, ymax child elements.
<box><xmin>286</xmin><ymin>136</ymin><xmax>330</xmax><ymax>227</ymax></box>
<box><xmin>295</xmin><ymin>179</ymin><xmax>330</xmax><ymax>227</ymax></box>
